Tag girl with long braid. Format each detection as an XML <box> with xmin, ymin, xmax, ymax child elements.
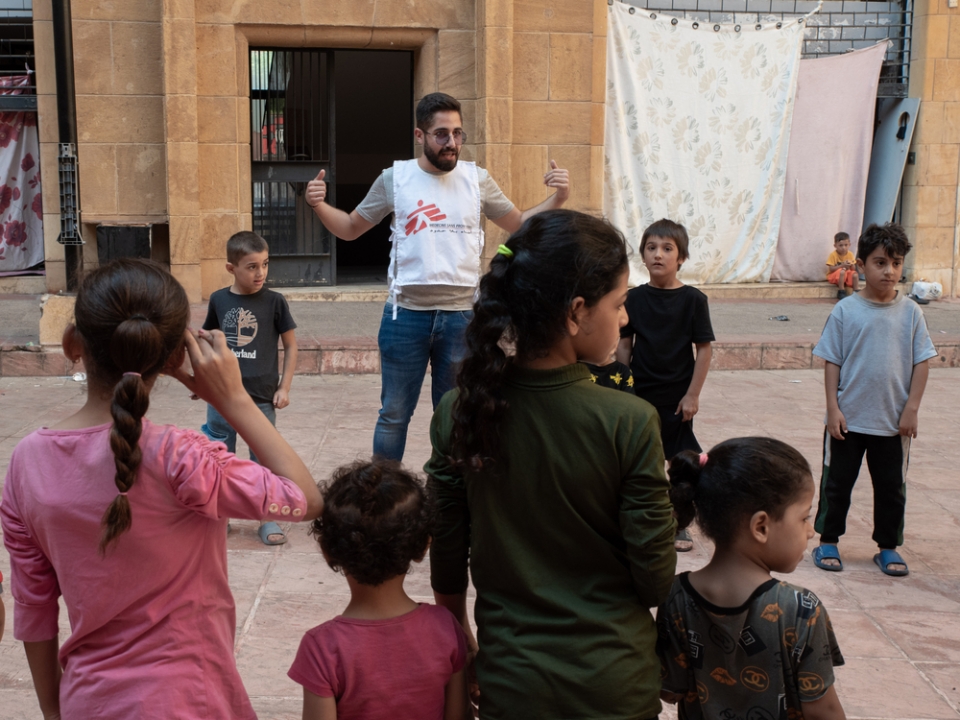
<box><xmin>1</xmin><ymin>259</ymin><xmax>322</xmax><ymax>719</ymax></box>
<box><xmin>426</xmin><ymin>210</ymin><xmax>678</xmax><ymax>720</ymax></box>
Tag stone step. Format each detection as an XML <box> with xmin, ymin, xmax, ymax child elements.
<box><xmin>273</xmin><ymin>281</ymin><xmax>842</xmax><ymax>302</ymax></box>
<box><xmin>0</xmin><ymin>275</ymin><xmax>45</xmax><ymax>294</ymax></box>
<box><xmin>5</xmin><ymin>335</ymin><xmax>960</xmax><ymax>378</ymax></box>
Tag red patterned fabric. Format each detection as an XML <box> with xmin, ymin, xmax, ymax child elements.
<box><xmin>0</xmin><ymin>74</ymin><xmax>42</xmax><ymax>272</ymax></box>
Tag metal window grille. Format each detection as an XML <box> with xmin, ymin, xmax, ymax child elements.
<box><xmin>250</xmin><ymin>49</ymin><xmax>335</xmax><ymax>286</ymax></box>
<box><xmin>622</xmin><ymin>0</ymin><xmax>912</xmax><ymax>97</ymax></box>
<box><xmin>0</xmin><ymin>17</ymin><xmax>36</xmax><ymax>109</ymax></box>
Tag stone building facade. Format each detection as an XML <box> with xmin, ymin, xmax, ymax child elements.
<box><xmin>28</xmin><ymin>0</ymin><xmax>960</xmax><ymax>300</ymax></box>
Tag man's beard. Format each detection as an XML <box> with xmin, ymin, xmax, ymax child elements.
<box><xmin>424</xmin><ymin>142</ymin><xmax>459</xmax><ymax>171</ymax></box>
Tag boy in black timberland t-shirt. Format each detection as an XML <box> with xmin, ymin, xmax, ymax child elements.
<box><xmin>202</xmin><ymin>231</ymin><xmax>297</xmax><ymax>545</ymax></box>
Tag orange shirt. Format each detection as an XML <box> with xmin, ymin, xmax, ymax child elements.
<box><xmin>826</xmin><ymin>250</ymin><xmax>856</xmax><ymax>277</ymax></box>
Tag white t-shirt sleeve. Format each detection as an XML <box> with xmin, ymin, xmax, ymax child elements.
<box><xmin>812</xmin><ymin>308</ymin><xmax>844</xmax><ymax>366</ymax></box>
<box><xmin>478</xmin><ymin>167</ymin><xmax>515</xmax><ymax>220</ymax></box>
<box><xmin>912</xmin><ymin>310</ymin><xmax>938</xmax><ymax>365</ymax></box>
<box><xmin>355</xmin><ymin>170</ymin><xmax>393</xmax><ymax>225</ymax></box>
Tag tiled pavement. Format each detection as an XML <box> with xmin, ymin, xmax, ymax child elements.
<box><xmin>0</xmin><ymin>369</ymin><xmax>958</xmax><ymax>719</ymax></box>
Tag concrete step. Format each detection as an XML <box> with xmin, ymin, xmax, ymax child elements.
<box><xmin>274</xmin><ymin>281</ymin><xmax>842</xmax><ymax>302</ymax></box>
<box><xmin>5</xmin><ymin>282</ymin><xmax>960</xmax><ymax>377</ymax></box>
<box><xmin>5</xmin><ymin>335</ymin><xmax>960</xmax><ymax>378</ymax></box>
<box><xmin>0</xmin><ymin>275</ymin><xmax>45</xmax><ymax>294</ymax></box>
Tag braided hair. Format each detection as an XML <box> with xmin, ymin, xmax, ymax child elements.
<box><xmin>450</xmin><ymin>209</ymin><xmax>628</xmax><ymax>468</ymax></box>
<box><xmin>668</xmin><ymin>437</ymin><xmax>812</xmax><ymax>548</ymax></box>
<box><xmin>73</xmin><ymin>259</ymin><xmax>190</xmax><ymax>554</ymax></box>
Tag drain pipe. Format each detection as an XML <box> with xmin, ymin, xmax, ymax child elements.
<box><xmin>51</xmin><ymin>0</ymin><xmax>81</xmax><ymax>290</ymax></box>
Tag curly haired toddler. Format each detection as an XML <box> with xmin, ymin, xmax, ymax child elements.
<box><xmin>288</xmin><ymin>460</ymin><xmax>469</xmax><ymax>720</ymax></box>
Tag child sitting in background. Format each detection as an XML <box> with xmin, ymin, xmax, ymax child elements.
<box><xmin>658</xmin><ymin>437</ymin><xmax>847</xmax><ymax>720</ymax></box>
<box><xmin>826</xmin><ymin>231</ymin><xmax>859</xmax><ymax>300</ymax></box>
<box><xmin>289</xmin><ymin>460</ymin><xmax>469</xmax><ymax>720</ymax></box>
<box><xmin>202</xmin><ymin>231</ymin><xmax>299</xmax><ymax>545</ymax></box>
<box><xmin>617</xmin><ymin>218</ymin><xmax>714</xmax><ymax>552</ymax></box>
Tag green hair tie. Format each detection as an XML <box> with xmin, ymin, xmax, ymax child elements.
<box><xmin>497</xmin><ymin>244</ymin><xmax>514</xmax><ymax>258</ymax></box>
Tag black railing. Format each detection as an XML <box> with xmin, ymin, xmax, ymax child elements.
<box><xmin>623</xmin><ymin>0</ymin><xmax>912</xmax><ymax>97</ymax></box>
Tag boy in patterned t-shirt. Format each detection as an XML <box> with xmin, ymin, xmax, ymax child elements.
<box><xmin>657</xmin><ymin>437</ymin><xmax>846</xmax><ymax>720</ymax></box>
<box><xmin>202</xmin><ymin>231</ymin><xmax>298</xmax><ymax>545</ymax></box>
<box><xmin>584</xmin><ymin>358</ymin><xmax>635</xmax><ymax>395</ymax></box>
<box><xmin>658</xmin><ymin>576</ymin><xmax>844</xmax><ymax>718</ymax></box>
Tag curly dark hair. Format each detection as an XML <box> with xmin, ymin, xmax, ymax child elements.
<box><xmin>450</xmin><ymin>209</ymin><xmax>628</xmax><ymax>468</ymax></box>
<box><xmin>668</xmin><ymin>437</ymin><xmax>812</xmax><ymax>548</ymax></box>
<box><xmin>857</xmin><ymin>222</ymin><xmax>912</xmax><ymax>262</ymax></box>
<box><xmin>311</xmin><ymin>460</ymin><xmax>434</xmax><ymax>586</ymax></box>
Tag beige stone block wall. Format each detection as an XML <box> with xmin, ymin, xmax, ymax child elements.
<box><xmin>36</xmin><ymin>0</ymin><xmax>611</xmax><ymax>296</ymax></box>
<box><xmin>34</xmin><ymin>0</ymin><xmax>168</xmax><ymax>292</ymax></box>
<box><xmin>72</xmin><ymin>0</ymin><xmax>166</xmax><ymax>229</ymax></box>
<box><xmin>509</xmin><ymin>0</ymin><xmax>607</xmax><ymax>229</ymax></box>
<box><xmin>907</xmin><ymin>0</ymin><xmax>960</xmax><ymax>295</ymax></box>
<box><xmin>184</xmin><ymin>1</ymin><xmax>479</xmax><ymax>297</ymax></box>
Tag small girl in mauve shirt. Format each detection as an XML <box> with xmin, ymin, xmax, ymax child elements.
<box><xmin>289</xmin><ymin>459</ymin><xmax>469</xmax><ymax>720</ymax></box>
<box><xmin>0</xmin><ymin>258</ymin><xmax>322</xmax><ymax>720</ymax></box>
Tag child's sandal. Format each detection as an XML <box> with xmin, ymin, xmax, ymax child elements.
<box><xmin>874</xmin><ymin>549</ymin><xmax>909</xmax><ymax>577</ymax></box>
<box><xmin>813</xmin><ymin>544</ymin><xmax>843</xmax><ymax>572</ymax></box>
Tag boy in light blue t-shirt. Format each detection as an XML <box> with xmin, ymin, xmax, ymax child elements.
<box><xmin>811</xmin><ymin>223</ymin><xmax>937</xmax><ymax>578</ymax></box>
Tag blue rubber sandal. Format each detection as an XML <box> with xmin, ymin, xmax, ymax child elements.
<box><xmin>258</xmin><ymin>521</ymin><xmax>287</xmax><ymax>546</ymax></box>
<box><xmin>874</xmin><ymin>549</ymin><xmax>909</xmax><ymax>577</ymax></box>
<box><xmin>813</xmin><ymin>544</ymin><xmax>843</xmax><ymax>572</ymax></box>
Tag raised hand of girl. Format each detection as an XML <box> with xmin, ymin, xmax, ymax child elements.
<box><xmin>171</xmin><ymin>328</ymin><xmax>245</xmax><ymax>408</ymax></box>
<box><xmin>172</xmin><ymin>328</ymin><xmax>322</xmax><ymax>518</ymax></box>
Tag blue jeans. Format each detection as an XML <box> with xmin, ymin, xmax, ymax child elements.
<box><xmin>202</xmin><ymin>401</ymin><xmax>277</xmax><ymax>463</ymax></box>
<box><xmin>373</xmin><ymin>304</ymin><xmax>473</xmax><ymax>461</ymax></box>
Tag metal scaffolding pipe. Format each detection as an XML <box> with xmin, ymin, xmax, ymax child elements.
<box><xmin>51</xmin><ymin>0</ymin><xmax>81</xmax><ymax>290</ymax></box>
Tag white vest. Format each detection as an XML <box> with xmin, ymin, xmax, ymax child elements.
<box><xmin>390</xmin><ymin>159</ymin><xmax>483</xmax><ymax>311</ymax></box>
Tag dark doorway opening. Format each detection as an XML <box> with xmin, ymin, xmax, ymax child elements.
<box><xmin>249</xmin><ymin>48</ymin><xmax>412</xmax><ymax>287</ymax></box>
<box><xmin>334</xmin><ymin>50</ymin><xmax>413</xmax><ymax>285</ymax></box>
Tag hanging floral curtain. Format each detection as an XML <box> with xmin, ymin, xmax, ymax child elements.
<box><xmin>604</xmin><ymin>4</ymin><xmax>805</xmax><ymax>285</ymax></box>
<box><xmin>0</xmin><ymin>74</ymin><xmax>43</xmax><ymax>273</ymax></box>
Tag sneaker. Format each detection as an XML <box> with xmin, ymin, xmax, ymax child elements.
<box><xmin>837</xmin><ymin>289</ymin><xmax>845</xmax><ymax>300</ymax></box>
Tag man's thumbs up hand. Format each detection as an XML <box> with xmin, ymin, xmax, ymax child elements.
<box><xmin>306</xmin><ymin>169</ymin><xmax>327</xmax><ymax>208</ymax></box>
<box><xmin>543</xmin><ymin>160</ymin><xmax>569</xmax><ymax>201</ymax></box>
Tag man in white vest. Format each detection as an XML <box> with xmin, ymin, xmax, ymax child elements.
<box><xmin>306</xmin><ymin>92</ymin><xmax>570</xmax><ymax>461</ymax></box>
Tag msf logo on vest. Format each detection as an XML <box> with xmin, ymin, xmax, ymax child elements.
<box><xmin>404</xmin><ymin>200</ymin><xmax>447</xmax><ymax>236</ymax></box>
<box><xmin>222</xmin><ymin>307</ymin><xmax>258</xmax><ymax>359</ymax></box>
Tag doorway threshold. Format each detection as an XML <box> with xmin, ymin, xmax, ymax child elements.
<box><xmin>276</xmin><ymin>284</ymin><xmax>389</xmax><ymax>303</ymax></box>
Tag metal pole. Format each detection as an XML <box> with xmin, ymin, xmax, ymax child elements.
<box><xmin>51</xmin><ymin>0</ymin><xmax>81</xmax><ymax>290</ymax></box>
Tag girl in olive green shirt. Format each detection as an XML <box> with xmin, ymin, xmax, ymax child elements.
<box><xmin>426</xmin><ymin>210</ymin><xmax>677</xmax><ymax>720</ymax></box>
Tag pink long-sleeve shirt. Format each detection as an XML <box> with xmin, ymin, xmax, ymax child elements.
<box><xmin>0</xmin><ymin>419</ymin><xmax>308</xmax><ymax>719</ymax></box>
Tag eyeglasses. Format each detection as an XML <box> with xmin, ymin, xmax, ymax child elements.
<box><xmin>426</xmin><ymin>129</ymin><xmax>467</xmax><ymax>146</ymax></box>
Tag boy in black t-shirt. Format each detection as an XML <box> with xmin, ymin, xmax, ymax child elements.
<box><xmin>201</xmin><ymin>231</ymin><xmax>298</xmax><ymax>545</ymax></box>
<box><xmin>616</xmin><ymin>219</ymin><xmax>714</xmax><ymax>551</ymax></box>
